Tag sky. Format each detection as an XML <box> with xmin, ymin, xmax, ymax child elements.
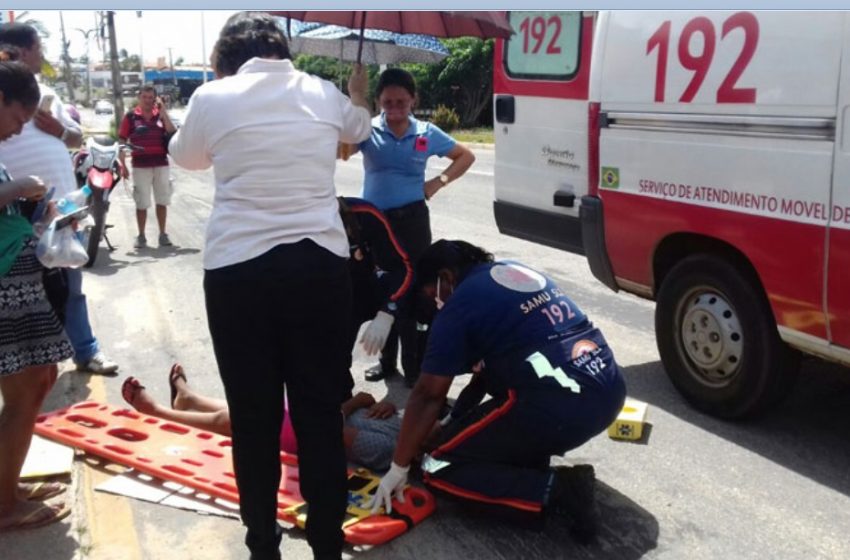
<box><xmin>20</xmin><ymin>10</ymin><xmax>238</xmax><ymax>67</ymax></box>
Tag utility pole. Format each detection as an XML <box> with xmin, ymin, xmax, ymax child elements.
<box><xmin>76</xmin><ymin>27</ymin><xmax>96</xmax><ymax>107</ymax></box>
<box><xmin>137</xmin><ymin>11</ymin><xmax>144</xmax><ymax>82</ymax></box>
<box><xmin>167</xmin><ymin>47</ymin><xmax>177</xmax><ymax>86</ymax></box>
<box><xmin>59</xmin><ymin>12</ymin><xmax>76</xmax><ymax>102</ymax></box>
<box><xmin>106</xmin><ymin>11</ymin><xmax>124</xmax><ymax>129</ymax></box>
<box><xmin>201</xmin><ymin>11</ymin><xmax>208</xmax><ymax>84</ymax></box>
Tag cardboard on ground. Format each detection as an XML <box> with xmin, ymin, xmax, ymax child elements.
<box><xmin>96</xmin><ymin>468</ymin><xmax>240</xmax><ymax>519</ymax></box>
<box><xmin>20</xmin><ymin>435</ymin><xmax>74</xmax><ymax>480</ymax></box>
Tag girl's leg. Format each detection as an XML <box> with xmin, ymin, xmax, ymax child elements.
<box><xmin>170</xmin><ymin>364</ymin><xmax>228</xmax><ymax>412</ymax></box>
<box><xmin>123</xmin><ymin>378</ymin><xmax>232</xmax><ymax>436</ymax></box>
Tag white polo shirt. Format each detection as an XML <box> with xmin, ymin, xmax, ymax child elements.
<box><xmin>0</xmin><ymin>83</ymin><xmax>81</xmax><ymax>198</ymax></box>
<box><xmin>169</xmin><ymin>57</ymin><xmax>371</xmax><ymax>270</ymax></box>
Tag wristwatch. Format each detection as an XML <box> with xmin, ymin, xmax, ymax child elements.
<box><xmin>438</xmin><ymin>173</ymin><xmax>450</xmax><ymax>186</ymax></box>
<box><xmin>59</xmin><ymin>127</ymin><xmax>70</xmax><ymax>143</ymax></box>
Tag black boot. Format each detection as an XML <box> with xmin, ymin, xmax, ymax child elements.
<box><xmin>548</xmin><ymin>464</ymin><xmax>598</xmax><ymax>545</ymax></box>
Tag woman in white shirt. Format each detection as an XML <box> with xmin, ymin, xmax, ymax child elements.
<box><xmin>168</xmin><ymin>12</ymin><xmax>371</xmax><ymax>560</ymax></box>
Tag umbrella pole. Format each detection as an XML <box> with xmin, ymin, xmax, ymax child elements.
<box><xmin>356</xmin><ymin>11</ymin><xmax>366</xmax><ymax>64</ymax></box>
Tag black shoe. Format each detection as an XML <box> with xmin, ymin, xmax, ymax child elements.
<box><xmin>364</xmin><ymin>363</ymin><xmax>399</xmax><ymax>382</ymax></box>
<box><xmin>549</xmin><ymin>464</ymin><xmax>598</xmax><ymax>545</ymax></box>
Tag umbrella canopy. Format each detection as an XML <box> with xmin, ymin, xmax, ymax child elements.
<box><xmin>273</xmin><ymin>11</ymin><xmax>513</xmax><ymax>40</ymax></box>
<box><xmin>290</xmin><ymin>24</ymin><xmax>449</xmax><ymax>65</ymax></box>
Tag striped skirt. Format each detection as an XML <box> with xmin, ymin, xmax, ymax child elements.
<box><xmin>0</xmin><ymin>238</ymin><xmax>72</xmax><ymax>376</ymax></box>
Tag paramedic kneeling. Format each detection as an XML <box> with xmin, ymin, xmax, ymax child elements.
<box><xmin>369</xmin><ymin>240</ymin><xmax>626</xmax><ymax>543</ymax></box>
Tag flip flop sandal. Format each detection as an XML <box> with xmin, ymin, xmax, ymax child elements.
<box><xmin>0</xmin><ymin>503</ymin><xmax>71</xmax><ymax>533</ymax></box>
<box><xmin>121</xmin><ymin>377</ymin><xmax>145</xmax><ymax>408</ymax></box>
<box><xmin>168</xmin><ymin>363</ymin><xmax>187</xmax><ymax>409</ymax></box>
<box><xmin>19</xmin><ymin>481</ymin><xmax>67</xmax><ymax>502</ymax></box>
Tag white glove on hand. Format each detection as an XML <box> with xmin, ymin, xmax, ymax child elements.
<box><xmin>360</xmin><ymin>311</ymin><xmax>395</xmax><ymax>356</ymax></box>
<box><xmin>368</xmin><ymin>461</ymin><xmax>409</xmax><ymax>514</ymax></box>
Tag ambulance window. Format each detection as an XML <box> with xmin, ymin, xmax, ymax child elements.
<box><xmin>505</xmin><ymin>11</ymin><xmax>582</xmax><ymax>80</ymax></box>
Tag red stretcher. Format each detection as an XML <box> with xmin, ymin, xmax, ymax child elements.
<box><xmin>35</xmin><ymin>400</ymin><xmax>434</xmax><ymax>546</ymax></box>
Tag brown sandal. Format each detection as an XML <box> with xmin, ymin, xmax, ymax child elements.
<box><xmin>19</xmin><ymin>481</ymin><xmax>67</xmax><ymax>501</ymax></box>
<box><xmin>121</xmin><ymin>377</ymin><xmax>145</xmax><ymax>408</ymax></box>
<box><xmin>0</xmin><ymin>502</ymin><xmax>71</xmax><ymax>533</ymax></box>
<box><xmin>168</xmin><ymin>363</ymin><xmax>187</xmax><ymax>409</ymax></box>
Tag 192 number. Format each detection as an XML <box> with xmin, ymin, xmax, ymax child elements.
<box><xmin>518</xmin><ymin>15</ymin><xmax>562</xmax><ymax>55</ymax></box>
<box><xmin>540</xmin><ymin>301</ymin><xmax>576</xmax><ymax>326</ymax></box>
<box><xmin>646</xmin><ymin>12</ymin><xmax>759</xmax><ymax>103</ymax></box>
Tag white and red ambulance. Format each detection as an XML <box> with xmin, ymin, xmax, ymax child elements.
<box><xmin>494</xmin><ymin>11</ymin><xmax>850</xmax><ymax>418</ymax></box>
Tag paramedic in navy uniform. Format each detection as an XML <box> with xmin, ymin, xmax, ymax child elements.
<box><xmin>369</xmin><ymin>240</ymin><xmax>626</xmax><ymax>544</ymax></box>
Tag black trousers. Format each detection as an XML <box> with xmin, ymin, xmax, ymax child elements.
<box><xmin>205</xmin><ymin>240</ymin><xmax>351</xmax><ymax>560</ymax></box>
<box><xmin>342</xmin><ymin>264</ymin><xmax>382</xmax><ymax>398</ymax></box>
<box><xmin>380</xmin><ymin>200</ymin><xmax>432</xmax><ymax>380</ymax></box>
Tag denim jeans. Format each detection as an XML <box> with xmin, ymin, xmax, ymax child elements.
<box><xmin>64</xmin><ymin>267</ymin><xmax>99</xmax><ymax>363</ymax></box>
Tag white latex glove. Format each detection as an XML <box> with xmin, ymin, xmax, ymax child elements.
<box><xmin>368</xmin><ymin>461</ymin><xmax>409</xmax><ymax>514</ymax></box>
<box><xmin>360</xmin><ymin>311</ymin><xmax>395</xmax><ymax>356</ymax></box>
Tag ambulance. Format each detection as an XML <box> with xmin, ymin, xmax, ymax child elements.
<box><xmin>493</xmin><ymin>11</ymin><xmax>850</xmax><ymax>418</ymax></box>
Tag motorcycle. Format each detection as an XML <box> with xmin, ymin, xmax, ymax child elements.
<box><xmin>72</xmin><ymin>134</ymin><xmax>143</xmax><ymax>267</ymax></box>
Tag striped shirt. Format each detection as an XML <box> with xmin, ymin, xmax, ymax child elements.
<box><xmin>118</xmin><ymin>107</ymin><xmax>170</xmax><ymax>168</ymax></box>
<box><xmin>0</xmin><ymin>83</ymin><xmax>80</xmax><ymax>198</ymax></box>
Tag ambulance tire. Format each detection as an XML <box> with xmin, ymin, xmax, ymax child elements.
<box><xmin>656</xmin><ymin>254</ymin><xmax>799</xmax><ymax>419</ymax></box>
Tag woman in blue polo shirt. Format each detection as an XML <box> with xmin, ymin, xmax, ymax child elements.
<box><xmin>358</xmin><ymin>68</ymin><xmax>475</xmax><ymax>386</ymax></box>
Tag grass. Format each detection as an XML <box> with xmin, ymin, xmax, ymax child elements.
<box><xmin>451</xmin><ymin>127</ymin><xmax>494</xmax><ymax>144</ymax></box>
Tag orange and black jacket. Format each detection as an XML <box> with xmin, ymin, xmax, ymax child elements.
<box><xmin>339</xmin><ymin>197</ymin><xmax>413</xmax><ymax>317</ymax></box>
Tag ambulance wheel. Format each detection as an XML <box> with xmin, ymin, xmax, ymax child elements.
<box><xmin>655</xmin><ymin>254</ymin><xmax>799</xmax><ymax>419</ymax></box>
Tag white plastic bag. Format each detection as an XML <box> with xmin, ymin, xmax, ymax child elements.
<box><xmin>36</xmin><ymin>216</ymin><xmax>89</xmax><ymax>269</ymax></box>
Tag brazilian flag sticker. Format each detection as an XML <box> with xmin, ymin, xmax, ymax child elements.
<box><xmin>601</xmin><ymin>167</ymin><xmax>620</xmax><ymax>189</ymax></box>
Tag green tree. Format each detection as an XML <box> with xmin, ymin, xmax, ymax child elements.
<box><xmin>294</xmin><ymin>54</ymin><xmax>379</xmax><ymax>104</ymax></box>
<box><xmin>437</xmin><ymin>38</ymin><xmax>494</xmax><ymax>127</ymax></box>
<box><xmin>293</xmin><ymin>54</ymin><xmax>346</xmax><ymax>83</ymax></box>
<box><xmin>120</xmin><ymin>54</ymin><xmax>141</xmax><ymax>71</ymax></box>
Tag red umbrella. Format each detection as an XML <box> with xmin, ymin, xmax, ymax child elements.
<box><xmin>271</xmin><ymin>11</ymin><xmax>513</xmax><ymax>63</ymax></box>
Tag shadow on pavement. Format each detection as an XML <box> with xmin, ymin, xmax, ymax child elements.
<box><xmin>0</xmin><ymin>516</ymin><xmax>80</xmax><ymax>560</ymax></box>
<box><xmin>358</xmin><ymin>480</ymin><xmax>658</xmax><ymax>559</ymax></box>
<box><xmin>83</xmin><ymin>245</ymin><xmax>201</xmax><ymax>277</ymax></box>
<box><xmin>44</xmin><ymin>363</ymin><xmax>98</xmax><ymax>411</ymax></box>
<box><xmin>621</xmin><ymin>358</ymin><xmax>850</xmax><ymax>498</ymax></box>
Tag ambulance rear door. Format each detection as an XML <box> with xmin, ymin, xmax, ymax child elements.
<box><xmin>493</xmin><ymin>11</ymin><xmax>593</xmax><ymax>254</ymax></box>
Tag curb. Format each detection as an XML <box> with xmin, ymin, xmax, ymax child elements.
<box><xmin>78</xmin><ymin>374</ymin><xmax>142</xmax><ymax>560</ymax></box>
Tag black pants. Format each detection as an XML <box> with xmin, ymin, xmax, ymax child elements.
<box><xmin>342</xmin><ymin>263</ymin><xmax>382</xmax><ymax>398</ymax></box>
<box><xmin>205</xmin><ymin>240</ymin><xmax>351</xmax><ymax>560</ymax></box>
<box><xmin>424</xmin><ymin>374</ymin><xmax>626</xmax><ymax>517</ymax></box>
<box><xmin>380</xmin><ymin>200</ymin><xmax>432</xmax><ymax>380</ymax></box>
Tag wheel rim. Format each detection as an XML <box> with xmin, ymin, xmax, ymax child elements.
<box><xmin>677</xmin><ymin>288</ymin><xmax>743</xmax><ymax>387</ymax></box>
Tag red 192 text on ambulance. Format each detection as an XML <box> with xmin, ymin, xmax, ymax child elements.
<box><xmin>493</xmin><ymin>11</ymin><xmax>850</xmax><ymax>418</ymax></box>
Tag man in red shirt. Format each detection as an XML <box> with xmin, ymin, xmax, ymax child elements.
<box><xmin>119</xmin><ymin>85</ymin><xmax>177</xmax><ymax>248</ymax></box>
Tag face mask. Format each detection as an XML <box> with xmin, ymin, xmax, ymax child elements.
<box><xmin>435</xmin><ymin>276</ymin><xmax>451</xmax><ymax>310</ymax></box>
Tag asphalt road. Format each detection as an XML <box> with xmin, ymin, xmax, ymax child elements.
<box><xmin>3</xmin><ymin>107</ymin><xmax>849</xmax><ymax>559</ymax></box>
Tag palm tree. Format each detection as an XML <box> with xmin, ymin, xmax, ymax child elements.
<box><xmin>12</xmin><ymin>11</ymin><xmax>50</xmax><ymax>38</ymax></box>
<box><xmin>11</xmin><ymin>11</ymin><xmax>56</xmax><ymax>79</ymax></box>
